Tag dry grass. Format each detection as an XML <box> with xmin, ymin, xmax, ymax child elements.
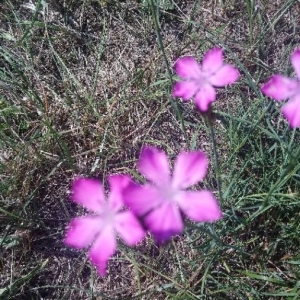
<box><xmin>1</xmin><ymin>0</ymin><xmax>300</xmax><ymax>299</ymax></box>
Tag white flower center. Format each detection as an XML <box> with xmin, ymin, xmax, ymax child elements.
<box><xmin>100</xmin><ymin>204</ymin><xmax>117</xmax><ymax>225</ymax></box>
<box><xmin>159</xmin><ymin>185</ymin><xmax>181</xmax><ymax>203</ymax></box>
<box><xmin>196</xmin><ymin>72</ymin><xmax>210</xmax><ymax>89</ymax></box>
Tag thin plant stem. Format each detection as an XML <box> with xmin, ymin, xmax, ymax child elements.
<box><xmin>207</xmin><ymin>118</ymin><xmax>223</xmax><ymax>204</ymax></box>
<box><xmin>148</xmin><ymin>0</ymin><xmax>187</xmax><ymax>141</ymax></box>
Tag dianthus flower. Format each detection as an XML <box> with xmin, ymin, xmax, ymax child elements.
<box><xmin>173</xmin><ymin>47</ymin><xmax>240</xmax><ymax>112</ymax></box>
<box><xmin>261</xmin><ymin>49</ymin><xmax>300</xmax><ymax>128</ymax></box>
<box><xmin>64</xmin><ymin>175</ymin><xmax>145</xmax><ymax>275</ymax></box>
<box><xmin>123</xmin><ymin>146</ymin><xmax>222</xmax><ymax>244</ymax></box>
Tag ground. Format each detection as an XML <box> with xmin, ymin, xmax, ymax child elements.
<box><xmin>1</xmin><ymin>0</ymin><xmax>300</xmax><ymax>299</ymax></box>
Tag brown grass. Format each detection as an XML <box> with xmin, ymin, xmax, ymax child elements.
<box><xmin>1</xmin><ymin>0</ymin><xmax>300</xmax><ymax>299</ymax></box>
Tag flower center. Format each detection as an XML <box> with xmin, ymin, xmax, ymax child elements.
<box><xmin>196</xmin><ymin>73</ymin><xmax>209</xmax><ymax>89</ymax></box>
<box><xmin>100</xmin><ymin>204</ymin><xmax>116</xmax><ymax>225</ymax></box>
<box><xmin>295</xmin><ymin>81</ymin><xmax>300</xmax><ymax>95</ymax></box>
<box><xmin>159</xmin><ymin>185</ymin><xmax>180</xmax><ymax>203</ymax></box>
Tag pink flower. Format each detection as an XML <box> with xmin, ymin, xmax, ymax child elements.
<box><xmin>123</xmin><ymin>147</ymin><xmax>222</xmax><ymax>244</ymax></box>
<box><xmin>261</xmin><ymin>49</ymin><xmax>300</xmax><ymax>128</ymax></box>
<box><xmin>64</xmin><ymin>175</ymin><xmax>145</xmax><ymax>276</ymax></box>
<box><xmin>172</xmin><ymin>48</ymin><xmax>240</xmax><ymax>112</ymax></box>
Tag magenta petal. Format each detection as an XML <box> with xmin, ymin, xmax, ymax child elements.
<box><xmin>291</xmin><ymin>49</ymin><xmax>300</xmax><ymax>79</ymax></box>
<box><xmin>194</xmin><ymin>84</ymin><xmax>216</xmax><ymax>111</ymax></box>
<box><xmin>115</xmin><ymin>211</ymin><xmax>145</xmax><ymax>245</ymax></box>
<box><xmin>144</xmin><ymin>202</ymin><xmax>183</xmax><ymax>243</ymax></box>
<box><xmin>282</xmin><ymin>96</ymin><xmax>300</xmax><ymax>128</ymax></box>
<box><xmin>174</xmin><ymin>56</ymin><xmax>201</xmax><ymax>79</ymax></box>
<box><xmin>261</xmin><ymin>75</ymin><xmax>298</xmax><ymax>100</ymax></box>
<box><xmin>89</xmin><ymin>225</ymin><xmax>116</xmax><ymax>276</ymax></box>
<box><xmin>209</xmin><ymin>64</ymin><xmax>240</xmax><ymax>87</ymax></box>
<box><xmin>139</xmin><ymin>147</ymin><xmax>171</xmax><ymax>186</ymax></box>
<box><xmin>108</xmin><ymin>175</ymin><xmax>130</xmax><ymax>211</ymax></box>
<box><xmin>64</xmin><ymin>216</ymin><xmax>102</xmax><ymax>249</ymax></box>
<box><xmin>202</xmin><ymin>48</ymin><xmax>223</xmax><ymax>75</ymax></box>
<box><xmin>177</xmin><ymin>190</ymin><xmax>222</xmax><ymax>222</ymax></box>
<box><xmin>71</xmin><ymin>178</ymin><xmax>105</xmax><ymax>213</ymax></box>
<box><xmin>172</xmin><ymin>151</ymin><xmax>208</xmax><ymax>189</ymax></box>
<box><xmin>172</xmin><ymin>81</ymin><xmax>199</xmax><ymax>100</ymax></box>
<box><xmin>123</xmin><ymin>182</ymin><xmax>162</xmax><ymax>216</ymax></box>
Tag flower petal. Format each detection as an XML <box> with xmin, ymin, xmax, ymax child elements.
<box><xmin>115</xmin><ymin>211</ymin><xmax>145</xmax><ymax>245</ymax></box>
<box><xmin>71</xmin><ymin>178</ymin><xmax>105</xmax><ymax>213</ymax></box>
<box><xmin>177</xmin><ymin>190</ymin><xmax>222</xmax><ymax>222</ymax></box>
<box><xmin>108</xmin><ymin>175</ymin><xmax>130</xmax><ymax>211</ymax></box>
<box><xmin>202</xmin><ymin>48</ymin><xmax>223</xmax><ymax>75</ymax></box>
<box><xmin>139</xmin><ymin>146</ymin><xmax>171</xmax><ymax>186</ymax></box>
<box><xmin>261</xmin><ymin>75</ymin><xmax>298</xmax><ymax>101</ymax></box>
<box><xmin>174</xmin><ymin>56</ymin><xmax>201</xmax><ymax>79</ymax></box>
<box><xmin>89</xmin><ymin>225</ymin><xmax>116</xmax><ymax>276</ymax></box>
<box><xmin>172</xmin><ymin>151</ymin><xmax>208</xmax><ymax>189</ymax></box>
<box><xmin>291</xmin><ymin>49</ymin><xmax>300</xmax><ymax>79</ymax></box>
<box><xmin>144</xmin><ymin>202</ymin><xmax>183</xmax><ymax>244</ymax></box>
<box><xmin>123</xmin><ymin>182</ymin><xmax>162</xmax><ymax>216</ymax></box>
<box><xmin>194</xmin><ymin>84</ymin><xmax>216</xmax><ymax>111</ymax></box>
<box><xmin>172</xmin><ymin>81</ymin><xmax>199</xmax><ymax>100</ymax></box>
<box><xmin>282</xmin><ymin>96</ymin><xmax>300</xmax><ymax>128</ymax></box>
<box><xmin>64</xmin><ymin>216</ymin><xmax>102</xmax><ymax>249</ymax></box>
<box><xmin>209</xmin><ymin>64</ymin><xmax>240</xmax><ymax>87</ymax></box>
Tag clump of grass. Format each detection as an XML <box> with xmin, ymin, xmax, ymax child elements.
<box><xmin>1</xmin><ymin>0</ymin><xmax>300</xmax><ymax>299</ymax></box>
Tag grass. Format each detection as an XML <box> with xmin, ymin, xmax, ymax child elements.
<box><xmin>1</xmin><ymin>0</ymin><xmax>300</xmax><ymax>299</ymax></box>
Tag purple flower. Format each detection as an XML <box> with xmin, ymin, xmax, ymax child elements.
<box><xmin>123</xmin><ymin>147</ymin><xmax>222</xmax><ymax>244</ymax></box>
<box><xmin>261</xmin><ymin>49</ymin><xmax>300</xmax><ymax>128</ymax></box>
<box><xmin>173</xmin><ymin>48</ymin><xmax>240</xmax><ymax>112</ymax></box>
<box><xmin>64</xmin><ymin>175</ymin><xmax>145</xmax><ymax>276</ymax></box>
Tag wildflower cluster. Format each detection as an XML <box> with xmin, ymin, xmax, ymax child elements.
<box><xmin>64</xmin><ymin>47</ymin><xmax>300</xmax><ymax>275</ymax></box>
<box><xmin>65</xmin><ymin>147</ymin><xmax>222</xmax><ymax>275</ymax></box>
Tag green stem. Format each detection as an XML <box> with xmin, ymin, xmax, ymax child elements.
<box><xmin>148</xmin><ymin>0</ymin><xmax>187</xmax><ymax>141</ymax></box>
<box><xmin>208</xmin><ymin>119</ymin><xmax>223</xmax><ymax>204</ymax></box>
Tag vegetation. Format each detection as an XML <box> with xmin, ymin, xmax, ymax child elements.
<box><xmin>1</xmin><ymin>0</ymin><xmax>299</xmax><ymax>299</ymax></box>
